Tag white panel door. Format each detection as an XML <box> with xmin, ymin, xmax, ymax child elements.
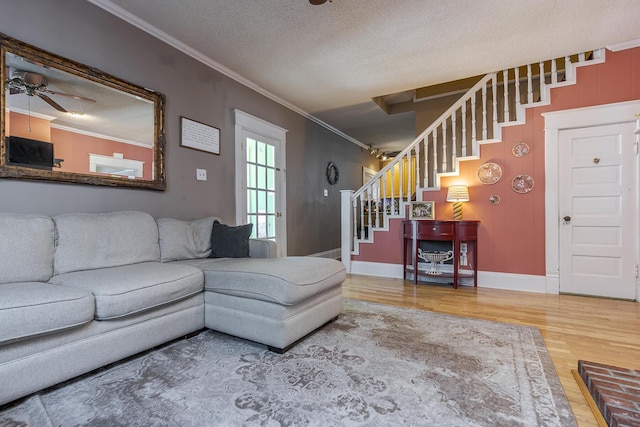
<box><xmin>558</xmin><ymin>122</ymin><xmax>637</xmax><ymax>299</ymax></box>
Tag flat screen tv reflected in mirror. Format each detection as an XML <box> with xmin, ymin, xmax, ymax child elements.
<box><xmin>5</xmin><ymin>136</ymin><xmax>54</xmax><ymax>170</ymax></box>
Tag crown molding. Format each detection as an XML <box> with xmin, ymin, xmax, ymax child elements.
<box><xmin>87</xmin><ymin>0</ymin><xmax>367</xmax><ymax>149</ymax></box>
<box><xmin>606</xmin><ymin>39</ymin><xmax>640</xmax><ymax>52</ymax></box>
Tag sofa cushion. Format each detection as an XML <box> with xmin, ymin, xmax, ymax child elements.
<box><xmin>0</xmin><ymin>214</ymin><xmax>55</xmax><ymax>284</ymax></box>
<box><xmin>49</xmin><ymin>262</ymin><xmax>204</xmax><ymax>320</ymax></box>
<box><xmin>182</xmin><ymin>257</ymin><xmax>346</xmax><ymax>305</ymax></box>
<box><xmin>157</xmin><ymin>217</ymin><xmax>219</xmax><ymax>262</ymax></box>
<box><xmin>209</xmin><ymin>221</ymin><xmax>253</xmax><ymax>258</ymax></box>
<box><xmin>0</xmin><ymin>282</ymin><xmax>94</xmax><ymax>344</ymax></box>
<box><xmin>53</xmin><ymin>211</ymin><xmax>161</xmax><ymax>275</ymax></box>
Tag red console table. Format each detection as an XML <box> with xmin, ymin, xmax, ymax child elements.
<box><xmin>402</xmin><ymin>219</ymin><xmax>479</xmax><ymax>288</ymax></box>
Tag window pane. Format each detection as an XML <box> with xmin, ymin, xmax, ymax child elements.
<box><xmin>247</xmin><ymin>164</ymin><xmax>256</xmax><ymax>188</ymax></box>
<box><xmin>257</xmin><ymin>190</ymin><xmax>266</xmax><ymax>213</ymax></box>
<box><xmin>247</xmin><ymin>190</ymin><xmax>256</xmax><ymax>214</ymax></box>
<box><xmin>246</xmin><ymin>138</ymin><xmax>256</xmax><ymax>163</ymax></box>
<box><xmin>267</xmin><ymin>168</ymin><xmax>274</xmax><ymax>190</ymax></box>
<box><xmin>267</xmin><ymin>192</ymin><xmax>275</xmax><ymax>214</ymax></box>
<box><xmin>267</xmin><ymin>215</ymin><xmax>275</xmax><ymax>238</ymax></box>
<box><xmin>267</xmin><ymin>145</ymin><xmax>275</xmax><ymax>167</ymax></box>
<box><xmin>257</xmin><ymin>215</ymin><xmax>267</xmax><ymax>238</ymax></box>
<box><xmin>257</xmin><ymin>141</ymin><xmax>266</xmax><ymax>165</ymax></box>
<box><xmin>257</xmin><ymin>166</ymin><xmax>266</xmax><ymax>189</ymax></box>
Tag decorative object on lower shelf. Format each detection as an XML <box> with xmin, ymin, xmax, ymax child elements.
<box><xmin>418</xmin><ymin>249</ymin><xmax>453</xmax><ymax>275</ymax></box>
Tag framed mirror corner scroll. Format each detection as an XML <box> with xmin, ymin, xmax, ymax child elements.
<box><xmin>1</xmin><ymin>32</ymin><xmax>166</xmax><ymax>190</ymax></box>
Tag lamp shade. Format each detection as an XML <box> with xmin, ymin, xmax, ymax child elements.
<box><xmin>446</xmin><ymin>185</ymin><xmax>469</xmax><ymax>202</ymax></box>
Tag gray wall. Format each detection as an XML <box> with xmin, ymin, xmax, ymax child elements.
<box><xmin>0</xmin><ymin>0</ymin><xmax>372</xmax><ymax>256</ymax></box>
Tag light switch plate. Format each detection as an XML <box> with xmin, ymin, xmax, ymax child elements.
<box><xmin>196</xmin><ymin>168</ymin><xmax>207</xmax><ymax>181</ymax></box>
<box><xmin>324</xmin><ymin>189</ymin><xmax>328</xmax><ymax>197</ymax></box>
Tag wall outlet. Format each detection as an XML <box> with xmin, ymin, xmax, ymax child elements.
<box><xmin>196</xmin><ymin>168</ymin><xmax>207</xmax><ymax>181</ymax></box>
<box><xmin>460</xmin><ymin>243</ymin><xmax>468</xmax><ymax>254</ymax></box>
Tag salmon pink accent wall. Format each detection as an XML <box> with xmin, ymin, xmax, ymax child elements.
<box><xmin>7</xmin><ymin>112</ymin><xmax>153</xmax><ymax>179</ymax></box>
<box><xmin>50</xmin><ymin>128</ymin><xmax>153</xmax><ymax>179</ymax></box>
<box><xmin>8</xmin><ymin>112</ymin><xmax>51</xmax><ymax>142</ymax></box>
<box><xmin>353</xmin><ymin>46</ymin><xmax>640</xmax><ymax>276</ymax></box>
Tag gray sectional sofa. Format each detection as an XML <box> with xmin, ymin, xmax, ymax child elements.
<box><xmin>0</xmin><ymin>211</ymin><xmax>345</xmax><ymax>406</ymax></box>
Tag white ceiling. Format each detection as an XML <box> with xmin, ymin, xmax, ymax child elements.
<box><xmin>91</xmin><ymin>0</ymin><xmax>640</xmax><ymax>152</ymax></box>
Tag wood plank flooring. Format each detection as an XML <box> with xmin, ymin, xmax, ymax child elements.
<box><xmin>342</xmin><ymin>274</ymin><xmax>640</xmax><ymax>427</ymax></box>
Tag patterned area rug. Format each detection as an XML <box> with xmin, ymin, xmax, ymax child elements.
<box><xmin>0</xmin><ymin>300</ymin><xmax>576</xmax><ymax>426</ymax></box>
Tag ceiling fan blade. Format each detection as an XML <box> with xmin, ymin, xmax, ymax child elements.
<box><xmin>9</xmin><ymin>87</ymin><xmax>23</xmax><ymax>95</ymax></box>
<box><xmin>37</xmin><ymin>93</ymin><xmax>68</xmax><ymax>113</ymax></box>
<box><xmin>46</xmin><ymin>89</ymin><xmax>96</xmax><ymax>103</ymax></box>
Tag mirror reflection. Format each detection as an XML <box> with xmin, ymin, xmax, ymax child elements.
<box><xmin>1</xmin><ymin>33</ymin><xmax>166</xmax><ymax>190</ymax></box>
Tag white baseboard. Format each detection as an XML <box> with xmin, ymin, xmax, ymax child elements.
<box><xmin>350</xmin><ymin>261</ymin><xmax>549</xmax><ymax>294</ymax></box>
<box><xmin>350</xmin><ymin>261</ymin><xmax>404</xmax><ymax>278</ymax></box>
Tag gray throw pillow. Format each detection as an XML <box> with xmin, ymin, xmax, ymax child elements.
<box><xmin>209</xmin><ymin>221</ymin><xmax>253</xmax><ymax>258</ymax></box>
<box><xmin>157</xmin><ymin>217</ymin><xmax>218</xmax><ymax>262</ymax></box>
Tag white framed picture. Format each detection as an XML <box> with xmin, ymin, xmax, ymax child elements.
<box><xmin>180</xmin><ymin>116</ymin><xmax>220</xmax><ymax>155</ymax></box>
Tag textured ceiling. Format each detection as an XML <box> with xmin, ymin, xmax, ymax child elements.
<box><xmin>92</xmin><ymin>0</ymin><xmax>640</xmax><ymax>152</ymax></box>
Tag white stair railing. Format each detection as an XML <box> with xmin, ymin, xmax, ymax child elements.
<box><xmin>342</xmin><ymin>49</ymin><xmax>604</xmax><ymax>263</ymax></box>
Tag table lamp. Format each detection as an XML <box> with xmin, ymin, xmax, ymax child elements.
<box><xmin>446</xmin><ymin>185</ymin><xmax>469</xmax><ymax>220</ymax></box>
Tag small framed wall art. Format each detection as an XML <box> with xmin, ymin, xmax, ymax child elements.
<box><xmin>180</xmin><ymin>116</ymin><xmax>220</xmax><ymax>155</ymax></box>
<box><xmin>409</xmin><ymin>201</ymin><xmax>435</xmax><ymax>220</ymax></box>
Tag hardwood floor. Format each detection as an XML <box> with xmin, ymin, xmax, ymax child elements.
<box><xmin>342</xmin><ymin>274</ymin><xmax>640</xmax><ymax>427</ymax></box>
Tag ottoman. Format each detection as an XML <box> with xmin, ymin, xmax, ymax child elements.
<box><xmin>181</xmin><ymin>257</ymin><xmax>346</xmax><ymax>352</ymax></box>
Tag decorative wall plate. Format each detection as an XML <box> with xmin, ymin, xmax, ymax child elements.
<box><xmin>489</xmin><ymin>194</ymin><xmax>501</xmax><ymax>205</ymax></box>
<box><xmin>512</xmin><ymin>174</ymin><xmax>534</xmax><ymax>193</ymax></box>
<box><xmin>512</xmin><ymin>142</ymin><xmax>530</xmax><ymax>157</ymax></box>
<box><xmin>476</xmin><ymin>162</ymin><xmax>502</xmax><ymax>185</ymax></box>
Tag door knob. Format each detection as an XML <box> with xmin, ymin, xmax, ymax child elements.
<box><xmin>563</xmin><ymin>216</ymin><xmax>571</xmax><ymax>222</ymax></box>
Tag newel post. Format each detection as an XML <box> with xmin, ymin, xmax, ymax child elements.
<box><xmin>340</xmin><ymin>190</ymin><xmax>354</xmax><ymax>273</ymax></box>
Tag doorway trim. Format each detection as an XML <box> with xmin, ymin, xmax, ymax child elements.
<box><xmin>543</xmin><ymin>100</ymin><xmax>640</xmax><ymax>296</ymax></box>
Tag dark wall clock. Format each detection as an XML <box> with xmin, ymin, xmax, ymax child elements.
<box><xmin>326</xmin><ymin>161</ymin><xmax>339</xmax><ymax>185</ymax></box>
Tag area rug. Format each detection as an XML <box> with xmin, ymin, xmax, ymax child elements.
<box><xmin>0</xmin><ymin>299</ymin><xmax>576</xmax><ymax>426</ymax></box>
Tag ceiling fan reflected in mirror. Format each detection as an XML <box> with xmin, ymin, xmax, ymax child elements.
<box><xmin>309</xmin><ymin>0</ymin><xmax>331</xmax><ymax>5</ymax></box>
<box><xmin>5</xmin><ymin>69</ymin><xmax>96</xmax><ymax>113</ymax></box>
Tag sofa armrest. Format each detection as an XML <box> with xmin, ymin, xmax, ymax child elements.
<box><xmin>249</xmin><ymin>239</ymin><xmax>277</xmax><ymax>258</ymax></box>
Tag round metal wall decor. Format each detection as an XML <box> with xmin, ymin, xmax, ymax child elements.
<box><xmin>326</xmin><ymin>161</ymin><xmax>339</xmax><ymax>185</ymax></box>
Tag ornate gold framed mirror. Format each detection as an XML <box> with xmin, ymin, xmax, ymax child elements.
<box><xmin>1</xmin><ymin>33</ymin><xmax>166</xmax><ymax>190</ymax></box>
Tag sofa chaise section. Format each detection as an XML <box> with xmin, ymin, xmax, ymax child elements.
<box><xmin>181</xmin><ymin>256</ymin><xmax>346</xmax><ymax>352</ymax></box>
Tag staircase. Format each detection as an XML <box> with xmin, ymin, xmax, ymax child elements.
<box><xmin>340</xmin><ymin>49</ymin><xmax>605</xmax><ymax>269</ymax></box>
